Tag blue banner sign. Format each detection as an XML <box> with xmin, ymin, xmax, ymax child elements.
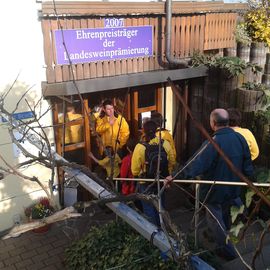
<box><xmin>54</xmin><ymin>26</ymin><xmax>153</xmax><ymax>65</ymax></box>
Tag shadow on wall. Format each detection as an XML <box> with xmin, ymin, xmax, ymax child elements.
<box><xmin>0</xmin><ymin>80</ymin><xmax>54</xmax><ymax>232</ymax></box>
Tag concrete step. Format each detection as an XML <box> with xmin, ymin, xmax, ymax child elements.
<box><xmin>233</xmin><ymin>222</ymin><xmax>270</xmax><ymax>256</ymax></box>
<box><xmin>170</xmin><ymin>207</ymin><xmax>195</xmax><ymax>233</ymax></box>
<box><xmin>222</xmin><ymin>244</ymin><xmax>270</xmax><ymax>270</ymax></box>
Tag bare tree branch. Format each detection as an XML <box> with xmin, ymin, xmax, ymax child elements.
<box><xmin>2</xmin><ymin>207</ymin><xmax>81</xmax><ymax>240</ymax></box>
<box><xmin>11</xmin><ymin>85</ymin><xmax>35</xmax><ymax>114</ymax></box>
<box><xmin>2</xmin><ymin>72</ymin><xmax>21</xmax><ymax>99</ymax></box>
<box><xmin>0</xmin><ymin>153</ymin><xmax>51</xmax><ymax>200</ymax></box>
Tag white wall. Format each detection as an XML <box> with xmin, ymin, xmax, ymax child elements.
<box><xmin>0</xmin><ymin>1</ymin><xmax>56</xmax><ymax>231</ymax></box>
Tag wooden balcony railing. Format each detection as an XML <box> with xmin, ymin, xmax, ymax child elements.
<box><xmin>40</xmin><ymin>2</ymin><xmax>246</xmax><ymax>84</ymax></box>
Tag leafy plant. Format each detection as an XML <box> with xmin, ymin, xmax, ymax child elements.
<box><xmin>242</xmin><ymin>82</ymin><xmax>269</xmax><ymax>91</ymax></box>
<box><xmin>230</xmin><ymin>166</ymin><xmax>270</xmax><ymax>237</ymax></box>
<box><xmin>191</xmin><ymin>53</ymin><xmax>262</xmax><ymax>78</ymax></box>
<box><xmin>235</xmin><ymin>22</ymin><xmax>252</xmax><ymax>45</ymax></box>
<box><xmin>24</xmin><ymin>197</ymin><xmax>54</xmax><ymax>220</ymax></box>
<box><xmin>253</xmin><ymin>109</ymin><xmax>270</xmax><ymax>129</ymax></box>
<box><xmin>254</xmin><ymin>166</ymin><xmax>270</xmax><ymax>183</ymax></box>
<box><xmin>245</xmin><ymin>7</ymin><xmax>270</xmax><ymax>47</ymax></box>
<box><xmin>241</xmin><ymin>82</ymin><xmax>270</xmax><ymax>108</ymax></box>
<box><xmin>65</xmin><ymin>220</ymin><xmax>182</xmax><ymax>270</ymax></box>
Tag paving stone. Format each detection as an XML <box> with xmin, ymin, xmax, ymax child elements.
<box><xmin>20</xmin><ymin>250</ymin><xmax>38</xmax><ymax>260</ymax></box>
<box><xmin>3</xmin><ymin>238</ymin><xmax>17</xmax><ymax>245</ymax></box>
<box><xmin>55</xmin><ymin>261</ymin><xmax>66</xmax><ymax>270</ymax></box>
<box><xmin>52</xmin><ymin>239</ymin><xmax>69</xmax><ymax>249</ymax></box>
<box><xmin>0</xmin><ymin>241</ymin><xmax>6</xmax><ymax>249</ymax></box>
<box><xmin>15</xmin><ymin>259</ymin><xmax>33</xmax><ymax>269</ymax></box>
<box><xmin>28</xmin><ymin>240</ymin><xmax>42</xmax><ymax>249</ymax></box>
<box><xmin>37</xmin><ymin>244</ymin><xmax>53</xmax><ymax>255</ymax></box>
<box><xmin>14</xmin><ymin>238</ymin><xmax>32</xmax><ymax>248</ymax></box>
<box><xmin>0</xmin><ymin>209</ymin><xmax>112</xmax><ymax>270</ymax></box>
<box><xmin>26</xmin><ymin>262</ymin><xmax>45</xmax><ymax>270</ymax></box>
<box><xmin>32</xmin><ymin>252</ymin><xmax>49</xmax><ymax>264</ymax></box>
<box><xmin>0</xmin><ymin>252</ymin><xmax>11</xmax><ymax>261</ymax></box>
<box><xmin>9</xmin><ymin>246</ymin><xmax>26</xmax><ymax>256</ymax></box>
<box><xmin>4</xmin><ymin>255</ymin><xmax>21</xmax><ymax>266</ymax></box>
<box><xmin>0</xmin><ymin>266</ymin><xmax>16</xmax><ymax>270</ymax></box>
<box><xmin>41</xmin><ymin>265</ymin><xmax>58</xmax><ymax>270</ymax></box>
<box><xmin>41</xmin><ymin>236</ymin><xmax>58</xmax><ymax>245</ymax></box>
<box><xmin>48</xmin><ymin>246</ymin><xmax>64</xmax><ymax>257</ymax></box>
<box><xmin>44</xmin><ymin>255</ymin><xmax>62</xmax><ymax>266</ymax></box>
<box><xmin>0</xmin><ymin>243</ymin><xmax>15</xmax><ymax>253</ymax></box>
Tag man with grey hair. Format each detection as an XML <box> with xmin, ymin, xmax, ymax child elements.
<box><xmin>166</xmin><ymin>108</ymin><xmax>253</xmax><ymax>260</ymax></box>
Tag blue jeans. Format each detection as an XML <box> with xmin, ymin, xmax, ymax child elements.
<box><xmin>138</xmin><ymin>183</ymin><xmax>164</xmax><ymax>226</ymax></box>
<box><xmin>206</xmin><ymin>198</ymin><xmax>241</xmax><ymax>259</ymax></box>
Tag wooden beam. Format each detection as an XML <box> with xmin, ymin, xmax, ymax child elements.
<box><xmin>41</xmin><ymin>1</ymin><xmax>247</xmax><ymax>17</ymax></box>
<box><xmin>42</xmin><ymin>66</ymin><xmax>208</xmax><ymax>97</ymax></box>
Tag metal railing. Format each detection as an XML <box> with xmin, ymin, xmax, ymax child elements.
<box><xmin>115</xmin><ymin>177</ymin><xmax>270</xmax><ymax>247</ymax></box>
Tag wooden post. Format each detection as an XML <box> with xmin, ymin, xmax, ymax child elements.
<box><xmin>83</xmin><ymin>98</ymin><xmax>91</xmax><ymax>168</ymax></box>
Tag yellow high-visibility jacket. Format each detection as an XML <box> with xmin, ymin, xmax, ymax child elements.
<box><xmin>58</xmin><ymin>112</ymin><xmax>83</xmax><ymax>144</ymax></box>
<box><xmin>156</xmin><ymin>129</ymin><xmax>177</xmax><ymax>160</ymax></box>
<box><xmin>98</xmin><ymin>154</ymin><xmax>121</xmax><ymax>178</ymax></box>
<box><xmin>233</xmin><ymin>127</ymin><xmax>259</xmax><ymax>160</ymax></box>
<box><xmin>131</xmin><ymin>137</ymin><xmax>176</xmax><ymax>177</ymax></box>
<box><xmin>96</xmin><ymin>114</ymin><xmax>130</xmax><ymax>151</ymax></box>
<box><xmin>141</xmin><ymin>129</ymin><xmax>177</xmax><ymax>160</ymax></box>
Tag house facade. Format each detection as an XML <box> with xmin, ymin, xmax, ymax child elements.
<box><xmin>0</xmin><ymin>1</ymin><xmax>55</xmax><ymax>231</ymax></box>
<box><xmin>0</xmin><ymin>0</ymin><xmax>246</xmax><ymax>231</ymax></box>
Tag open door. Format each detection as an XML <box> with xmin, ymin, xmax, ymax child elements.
<box><xmin>130</xmin><ymin>85</ymin><xmax>163</xmax><ymax>139</ymax></box>
<box><xmin>52</xmin><ymin>96</ymin><xmax>91</xmax><ymax>204</ymax></box>
<box><xmin>51</xmin><ymin>86</ymin><xmax>163</xmax><ymax>204</ymax></box>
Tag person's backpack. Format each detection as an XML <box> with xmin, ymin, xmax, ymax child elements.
<box><xmin>141</xmin><ymin>140</ymin><xmax>169</xmax><ymax>179</ymax></box>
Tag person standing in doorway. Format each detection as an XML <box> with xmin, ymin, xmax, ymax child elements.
<box><xmin>96</xmin><ymin>99</ymin><xmax>130</xmax><ymax>156</ymax></box>
<box><xmin>58</xmin><ymin>103</ymin><xmax>83</xmax><ymax>145</ymax></box>
<box><xmin>151</xmin><ymin>111</ymin><xmax>177</xmax><ymax>161</ymax></box>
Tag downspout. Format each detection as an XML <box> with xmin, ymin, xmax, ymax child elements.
<box><xmin>165</xmin><ymin>0</ymin><xmax>188</xmax><ymax>67</ymax></box>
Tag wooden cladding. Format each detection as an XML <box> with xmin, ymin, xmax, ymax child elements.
<box><xmin>42</xmin><ymin>13</ymin><xmax>237</xmax><ymax>84</ymax></box>
<box><xmin>204</xmin><ymin>13</ymin><xmax>237</xmax><ymax>50</ymax></box>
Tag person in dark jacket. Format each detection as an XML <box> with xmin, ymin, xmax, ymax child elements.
<box><xmin>166</xmin><ymin>108</ymin><xmax>253</xmax><ymax>260</ymax></box>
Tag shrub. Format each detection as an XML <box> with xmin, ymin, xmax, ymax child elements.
<box><xmin>65</xmin><ymin>220</ymin><xmax>182</xmax><ymax>270</ymax></box>
<box><xmin>245</xmin><ymin>6</ymin><xmax>270</xmax><ymax>46</ymax></box>
<box><xmin>235</xmin><ymin>22</ymin><xmax>252</xmax><ymax>45</ymax></box>
<box><xmin>191</xmin><ymin>53</ymin><xmax>262</xmax><ymax>78</ymax></box>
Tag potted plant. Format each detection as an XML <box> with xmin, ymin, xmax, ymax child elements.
<box><xmin>236</xmin><ymin>82</ymin><xmax>270</xmax><ymax>112</ymax></box>
<box><xmin>24</xmin><ymin>197</ymin><xmax>54</xmax><ymax>233</ymax></box>
<box><xmin>235</xmin><ymin>22</ymin><xmax>252</xmax><ymax>62</ymax></box>
<box><xmin>244</xmin><ymin>1</ymin><xmax>270</xmax><ymax>82</ymax></box>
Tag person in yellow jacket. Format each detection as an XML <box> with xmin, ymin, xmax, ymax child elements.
<box><xmin>132</xmin><ymin>135</ymin><xmax>176</xmax><ymax>177</ymax></box>
<box><xmin>131</xmin><ymin>120</ymin><xmax>176</xmax><ymax>225</ymax></box>
<box><xmin>96</xmin><ymin>99</ymin><xmax>130</xmax><ymax>155</ymax></box>
<box><xmin>141</xmin><ymin>112</ymin><xmax>177</xmax><ymax>160</ymax></box>
<box><xmin>89</xmin><ymin>146</ymin><xmax>121</xmax><ymax>179</ymax></box>
<box><xmin>151</xmin><ymin>112</ymin><xmax>177</xmax><ymax>160</ymax></box>
<box><xmin>58</xmin><ymin>104</ymin><xmax>83</xmax><ymax>145</ymax></box>
<box><xmin>228</xmin><ymin>108</ymin><xmax>259</xmax><ymax>160</ymax></box>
